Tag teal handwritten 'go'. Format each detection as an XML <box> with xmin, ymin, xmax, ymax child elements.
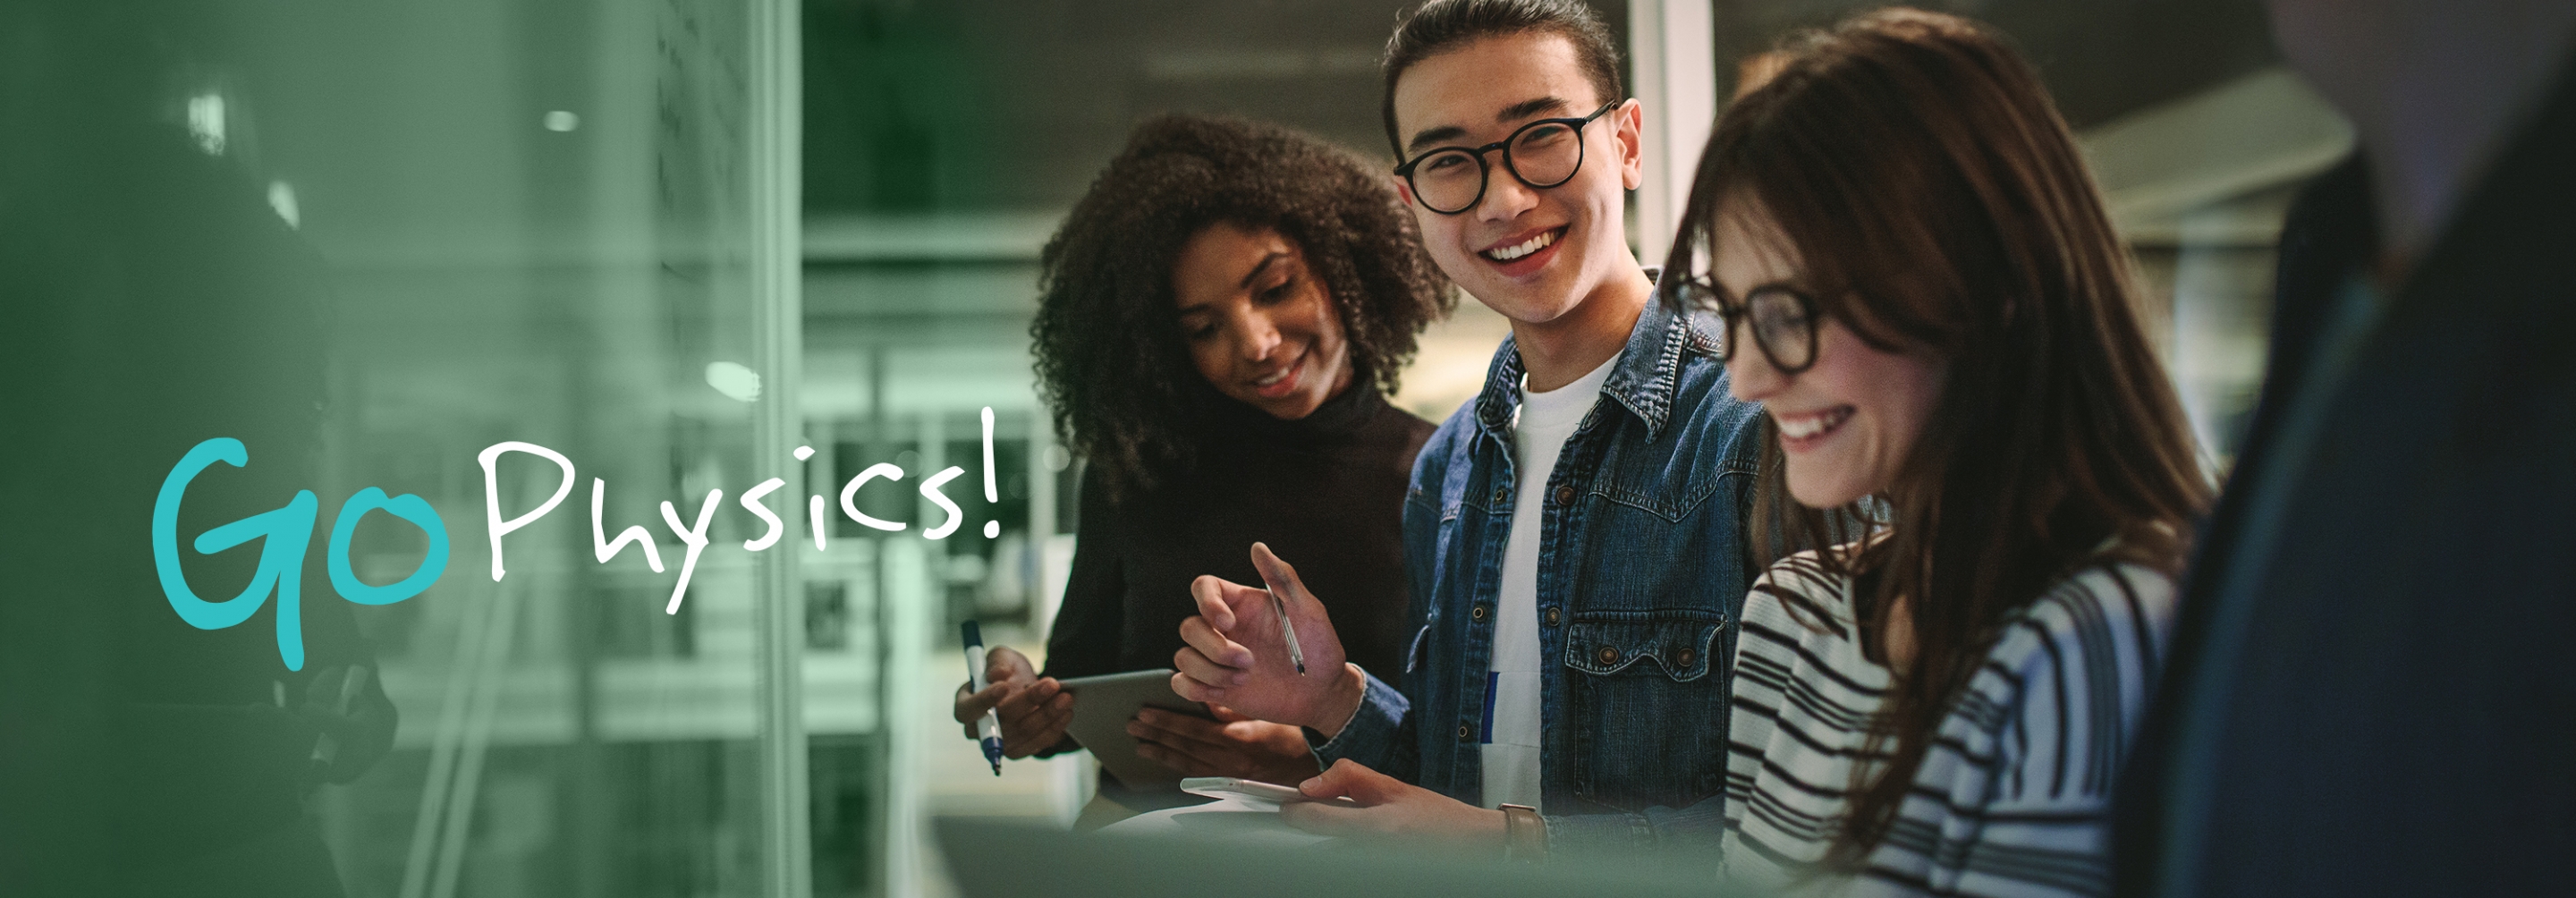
<box><xmin>153</xmin><ymin>437</ymin><xmax>450</xmax><ymax>671</ymax></box>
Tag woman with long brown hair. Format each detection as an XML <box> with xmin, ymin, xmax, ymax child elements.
<box><xmin>1661</xmin><ymin>9</ymin><xmax>2210</xmax><ymax>895</ymax></box>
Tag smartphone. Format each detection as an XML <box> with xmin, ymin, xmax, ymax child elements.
<box><xmin>1179</xmin><ymin>776</ymin><xmax>1348</xmax><ymax>804</ymax></box>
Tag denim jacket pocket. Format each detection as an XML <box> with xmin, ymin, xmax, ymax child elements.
<box><xmin>1560</xmin><ymin>609</ymin><xmax>1731</xmax><ymax>810</ymax></box>
<box><xmin>1562</xmin><ymin>611</ymin><xmax>1724</xmax><ymax>682</ymax></box>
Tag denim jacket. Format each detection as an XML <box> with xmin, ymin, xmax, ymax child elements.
<box><xmin>1309</xmin><ymin>292</ymin><xmax>1767</xmax><ymax>857</ymax></box>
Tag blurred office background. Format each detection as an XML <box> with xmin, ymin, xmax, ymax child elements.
<box><xmin>0</xmin><ymin>1</ymin><xmax>2343</xmax><ymax>897</ymax></box>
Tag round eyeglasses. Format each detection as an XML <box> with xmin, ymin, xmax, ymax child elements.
<box><xmin>1393</xmin><ymin>101</ymin><xmax>1619</xmax><ymax>216</ymax></box>
<box><xmin>1667</xmin><ymin>274</ymin><xmax>1819</xmax><ymax>375</ymax></box>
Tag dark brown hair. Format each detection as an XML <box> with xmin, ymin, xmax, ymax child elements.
<box><xmin>1379</xmin><ymin>0</ymin><xmax>1623</xmax><ymax>157</ymax></box>
<box><xmin>1030</xmin><ymin>114</ymin><xmax>1451</xmax><ymax>498</ymax></box>
<box><xmin>1662</xmin><ymin>8</ymin><xmax>2210</xmax><ymax>863</ymax></box>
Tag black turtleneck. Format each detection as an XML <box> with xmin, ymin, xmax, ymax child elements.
<box><xmin>1041</xmin><ymin>385</ymin><xmax>1434</xmax><ymax>688</ymax></box>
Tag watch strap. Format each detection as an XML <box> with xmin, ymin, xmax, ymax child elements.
<box><xmin>1498</xmin><ymin>803</ymin><xmax>1545</xmax><ymax>863</ymax></box>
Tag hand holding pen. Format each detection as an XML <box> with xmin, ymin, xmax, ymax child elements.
<box><xmin>961</xmin><ymin>623</ymin><xmax>1006</xmax><ymax>775</ymax></box>
<box><xmin>1263</xmin><ymin>577</ymin><xmax>1309</xmax><ymax>676</ymax></box>
<box><xmin>953</xmin><ymin>641</ymin><xmax>1074</xmax><ymax>760</ymax></box>
<box><xmin>1173</xmin><ymin>542</ymin><xmax>1361</xmax><ymax>734</ymax></box>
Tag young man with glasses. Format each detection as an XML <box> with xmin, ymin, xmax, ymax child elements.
<box><xmin>1172</xmin><ymin>0</ymin><xmax>1766</xmax><ymax>860</ymax></box>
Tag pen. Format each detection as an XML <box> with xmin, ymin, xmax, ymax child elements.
<box><xmin>962</xmin><ymin>622</ymin><xmax>1004</xmax><ymax>775</ymax></box>
<box><xmin>1258</xmin><ymin>578</ymin><xmax>1308</xmax><ymax>675</ymax></box>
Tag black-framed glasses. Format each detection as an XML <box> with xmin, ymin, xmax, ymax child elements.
<box><xmin>1667</xmin><ymin>274</ymin><xmax>1819</xmax><ymax>375</ymax></box>
<box><xmin>1393</xmin><ymin>101</ymin><xmax>1619</xmax><ymax>215</ymax></box>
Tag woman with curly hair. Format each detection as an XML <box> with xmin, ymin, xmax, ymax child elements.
<box><xmin>953</xmin><ymin>114</ymin><xmax>1452</xmax><ymax>790</ymax></box>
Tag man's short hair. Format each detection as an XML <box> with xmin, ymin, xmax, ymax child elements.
<box><xmin>1379</xmin><ymin>0</ymin><xmax>1626</xmax><ymax>158</ymax></box>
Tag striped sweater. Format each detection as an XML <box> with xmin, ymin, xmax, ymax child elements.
<box><xmin>1719</xmin><ymin>552</ymin><xmax>2174</xmax><ymax>897</ymax></box>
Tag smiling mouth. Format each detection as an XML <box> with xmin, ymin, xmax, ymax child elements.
<box><xmin>1774</xmin><ymin>406</ymin><xmax>1853</xmax><ymax>445</ymax></box>
<box><xmin>1481</xmin><ymin>226</ymin><xmax>1563</xmax><ymax>262</ymax></box>
<box><xmin>1251</xmin><ymin>352</ymin><xmax>1304</xmax><ymax>398</ymax></box>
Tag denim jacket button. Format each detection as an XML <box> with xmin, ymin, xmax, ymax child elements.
<box><xmin>1458</xmin><ymin>723</ymin><xmax>1475</xmax><ymax>741</ymax></box>
<box><xmin>1544</xmin><ymin>607</ymin><xmax>1561</xmax><ymax>626</ymax></box>
<box><xmin>1597</xmin><ymin>646</ymin><xmax>1620</xmax><ymax>665</ymax></box>
<box><xmin>1491</xmin><ymin>487</ymin><xmax>1507</xmax><ymax>504</ymax></box>
<box><xmin>1471</xmin><ymin>605</ymin><xmax>1488</xmax><ymax>622</ymax></box>
<box><xmin>1554</xmin><ymin>485</ymin><xmax>1575</xmax><ymax>505</ymax></box>
<box><xmin>1678</xmin><ymin>648</ymin><xmax>1696</xmax><ymax>666</ymax></box>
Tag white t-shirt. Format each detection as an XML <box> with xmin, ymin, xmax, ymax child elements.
<box><xmin>1481</xmin><ymin>352</ymin><xmax>1616</xmax><ymax>810</ymax></box>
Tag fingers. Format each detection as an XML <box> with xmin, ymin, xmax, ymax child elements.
<box><xmin>1170</xmin><ymin>662</ymin><xmax>1226</xmax><ymax>704</ymax></box>
<box><xmin>1277</xmin><ymin>796</ymin><xmax>1378</xmax><ymax>835</ymax></box>
<box><xmin>1130</xmin><ymin>712</ymin><xmax>1236</xmax><ymax>775</ymax></box>
<box><xmin>297</xmin><ymin>665</ymin><xmax>354</xmax><ymax>709</ymax></box>
<box><xmin>962</xmin><ymin>645</ymin><xmax>1037</xmax><ymax>725</ymax></box>
<box><xmin>1132</xmin><ymin>736</ymin><xmax>1223</xmax><ymax>776</ymax></box>
<box><xmin>1131</xmin><ymin>707</ymin><xmax>1235</xmax><ymax>754</ymax></box>
<box><xmin>1301</xmin><ymin>758</ymin><xmax>1400</xmax><ymax>804</ymax></box>
<box><xmin>1170</xmin><ymin>669</ymin><xmax>1222</xmax><ymax>704</ymax></box>
<box><xmin>1189</xmin><ymin>575</ymin><xmax>1241</xmax><ymax>630</ymax></box>
<box><xmin>996</xmin><ymin>679</ymin><xmax>1072</xmax><ymax>757</ymax></box>
<box><xmin>1019</xmin><ymin>712</ymin><xmax>1072</xmax><ymax>758</ymax></box>
<box><xmin>1174</xmin><ymin>637</ymin><xmax>1249</xmax><ymax>690</ymax></box>
<box><xmin>1249</xmin><ymin>542</ymin><xmax>1310</xmax><ymax>607</ymax></box>
<box><xmin>1208</xmin><ymin>703</ymin><xmax>1251</xmax><ymax>723</ymax></box>
<box><xmin>993</xmin><ymin>676</ymin><xmax>1063</xmax><ymax>721</ymax></box>
<box><xmin>1176</xmin><ymin>615</ymin><xmax>1252</xmax><ymax>682</ymax></box>
<box><xmin>1001</xmin><ymin>690</ymin><xmax>1074</xmax><ymax>758</ymax></box>
<box><xmin>1005</xmin><ymin>720</ymin><xmax>1070</xmax><ymax>758</ymax></box>
<box><xmin>953</xmin><ymin>682</ymin><xmax>1010</xmax><ymax>724</ymax></box>
<box><xmin>1224</xmin><ymin>718</ymin><xmax>1302</xmax><ymax>750</ymax></box>
<box><xmin>1299</xmin><ymin>762</ymin><xmax>1352</xmax><ymax>800</ymax></box>
<box><xmin>1179</xmin><ymin>615</ymin><xmax>1253</xmax><ymax>668</ymax></box>
<box><xmin>1277</xmin><ymin>759</ymin><xmax>1406</xmax><ymax>835</ymax></box>
<box><xmin>985</xmin><ymin>645</ymin><xmax>1037</xmax><ymax>684</ymax></box>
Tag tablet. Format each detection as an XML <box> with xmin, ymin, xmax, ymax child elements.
<box><xmin>1056</xmin><ymin>668</ymin><xmax>1211</xmax><ymax>791</ymax></box>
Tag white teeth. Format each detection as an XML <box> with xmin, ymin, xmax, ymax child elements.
<box><xmin>1484</xmin><ymin>229</ymin><xmax>1557</xmax><ymax>261</ymax></box>
<box><xmin>1775</xmin><ymin>408</ymin><xmax>1850</xmax><ymax>440</ymax></box>
<box><xmin>1253</xmin><ymin>354</ymin><xmax>1301</xmax><ymax>389</ymax></box>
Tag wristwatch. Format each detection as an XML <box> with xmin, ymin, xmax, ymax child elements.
<box><xmin>1498</xmin><ymin>803</ymin><xmax>1546</xmax><ymax>863</ymax></box>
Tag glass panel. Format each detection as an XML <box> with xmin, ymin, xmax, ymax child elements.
<box><xmin>2</xmin><ymin>2</ymin><xmax>801</xmax><ymax>896</ymax></box>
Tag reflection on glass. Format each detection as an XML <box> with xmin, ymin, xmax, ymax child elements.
<box><xmin>3</xmin><ymin>2</ymin><xmax>800</xmax><ymax>896</ymax></box>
